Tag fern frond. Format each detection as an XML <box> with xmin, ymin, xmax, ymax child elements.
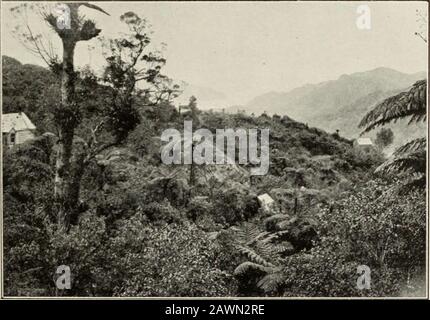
<box><xmin>236</xmin><ymin>223</ymin><xmax>261</xmax><ymax>245</ymax></box>
<box><xmin>264</xmin><ymin>214</ymin><xmax>289</xmax><ymax>224</ymax></box>
<box><xmin>359</xmin><ymin>80</ymin><xmax>427</xmax><ymax>133</ymax></box>
<box><xmin>375</xmin><ymin>150</ymin><xmax>426</xmax><ymax>174</ymax></box>
<box><xmin>264</xmin><ymin>230</ymin><xmax>290</xmax><ymax>242</ymax></box>
<box><xmin>394</xmin><ymin>137</ymin><xmax>426</xmax><ymax>156</ymax></box>
<box><xmin>276</xmin><ymin>219</ymin><xmax>291</xmax><ymax>231</ymax></box>
<box><xmin>237</xmin><ymin>245</ymin><xmax>275</xmax><ymax>267</ymax></box>
<box><xmin>257</xmin><ymin>271</ymin><xmax>284</xmax><ymax>293</ymax></box>
<box><xmin>233</xmin><ymin>261</ymin><xmax>273</xmax><ymax>276</ymax></box>
<box><xmin>260</xmin><ymin>233</ymin><xmax>278</xmax><ymax>243</ymax></box>
<box><xmin>254</xmin><ymin>231</ymin><xmax>271</xmax><ymax>241</ymax></box>
<box><xmin>253</xmin><ymin>239</ymin><xmax>279</xmax><ymax>262</ymax></box>
<box><xmin>398</xmin><ymin>174</ymin><xmax>426</xmax><ymax>194</ymax></box>
<box><xmin>272</xmin><ymin>241</ymin><xmax>294</xmax><ymax>254</ymax></box>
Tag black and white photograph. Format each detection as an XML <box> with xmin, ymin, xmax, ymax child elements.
<box><xmin>0</xmin><ymin>0</ymin><xmax>428</xmax><ymax>299</ymax></box>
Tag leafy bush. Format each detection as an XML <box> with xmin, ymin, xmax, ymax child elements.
<box><xmin>281</xmin><ymin>178</ymin><xmax>426</xmax><ymax>297</ymax></box>
<box><xmin>344</xmin><ymin>146</ymin><xmax>384</xmax><ymax>169</ymax></box>
<box><xmin>108</xmin><ymin>217</ymin><xmax>236</xmax><ymax>296</ymax></box>
<box><xmin>211</xmin><ymin>183</ymin><xmax>259</xmax><ymax>226</ymax></box>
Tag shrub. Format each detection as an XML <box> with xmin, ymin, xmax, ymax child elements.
<box><xmin>108</xmin><ymin>218</ymin><xmax>236</xmax><ymax>296</ymax></box>
<box><xmin>211</xmin><ymin>183</ymin><xmax>259</xmax><ymax>226</ymax></box>
<box><xmin>281</xmin><ymin>178</ymin><xmax>426</xmax><ymax>297</ymax></box>
<box><xmin>343</xmin><ymin>146</ymin><xmax>384</xmax><ymax>170</ymax></box>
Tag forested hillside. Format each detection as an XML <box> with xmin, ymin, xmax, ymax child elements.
<box><xmin>2</xmin><ymin>2</ymin><xmax>426</xmax><ymax>298</ymax></box>
<box><xmin>3</xmin><ymin>55</ymin><xmax>425</xmax><ymax>297</ymax></box>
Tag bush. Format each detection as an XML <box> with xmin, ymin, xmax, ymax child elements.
<box><xmin>343</xmin><ymin>146</ymin><xmax>384</xmax><ymax>170</ymax></box>
<box><xmin>108</xmin><ymin>217</ymin><xmax>236</xmax><ymax>296</ymax></box>
<box><xmin>211</xmin><ymin>183</ymin><xmax>259</xmax><ymax>226</ymax></box>
<box><xmin>281</xmin><ymin>178</ymin><xmax>426</xmax><ymax>297</ymax></box>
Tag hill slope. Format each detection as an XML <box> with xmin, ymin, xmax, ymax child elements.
<box><xmin>241</xmin><ymin>68</ymin><xmax>426</xmax><ymax>141</ymax></box>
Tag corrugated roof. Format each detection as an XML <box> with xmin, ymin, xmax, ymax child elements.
<box><xmin>1</xmin><ymin>112</ymin><xmax>36</xmax><ymax>133</ymax></box>
<box><xmin>356</xmin><ymin>137</ymin><xmax>373</xmax><ymax>145</ymax></box>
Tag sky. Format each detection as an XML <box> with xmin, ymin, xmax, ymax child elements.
<box><xmin>1</xmin><ymin>1</ymin><xmax>428</xmax><ymax>106</ymax></box>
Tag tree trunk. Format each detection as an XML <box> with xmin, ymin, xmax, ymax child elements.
<box><xmin>55</xmin><ymin>39</ymin><xmax>78</xmax><ymax>231</ymax></box>
<box><xmin>48</xmin><ymin>3</ymin><xmax>109</xmax><ymax>231</ymax></box>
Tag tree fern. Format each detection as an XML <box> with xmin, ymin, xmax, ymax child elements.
<box><xmin>359</xmin><ymin>80</ymin><xmax>426</xmax><ymax>133</ymax></box>
<box><xmin>358</xmin><ymin>80</ymin><xmax>427</xmax><ymax>177</ymax></box>
<box><xmin>233</xmin><ymin>261</ymin><xmax>275</xmax><ymax>276</ymax></box>
<box><xmin>375</xmin><ymin>150</ymin><xmax>426</xmax><ymax>174</ymax></box>
<box><xmin>256</xmin><ymin>271</ymin><xmax>284</xmax><ymax>294</ymax></box>
<box><xmin>394</xmin><ymin>137</ymin><xmax>426</xmax><ymax>156</ymax></box>
<box><xmin>232</xmin><ymin>223</ymin><xmax>287</xmax><ymax>295</ymax></box>
<box><xmin>235</xmin><ymin>222</ymin><xmax>262</xmax><ymax>246</ymax></box>
<box><xmin>236</xmin><ymin>245</ymin><xmax>275</xmax><ymax>267</ymax></box>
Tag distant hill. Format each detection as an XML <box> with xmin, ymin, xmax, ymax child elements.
<box><xmin>237</xmin><ymin>67</ymin><xmax>426</xmax><ymax>146</ymax></box>
<box><xmin>2</xmin><ymin>55</ymin><xmax>58</xmax><ymax>132</ymax></box>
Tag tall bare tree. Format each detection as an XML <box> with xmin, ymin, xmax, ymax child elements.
<box><xmin>38</xmin><ymin>3</ymin><xmax>109</xmax><ymax>230</ymax></box>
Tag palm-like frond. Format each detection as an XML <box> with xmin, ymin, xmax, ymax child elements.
<box><xmin>398</xmin><ymin>174</ymin><xmax>427</xmax><ymax>194</ymax></box>
<box><xmin>359</xmin><ymin>80</ymin><xmax>427</xmax><ymax>134</ymax></box>
<box><xmin>232</xmin><ymin>224</ymin><xmax>290</xmax><ymax>295</ymax></box>
<box><xmin>376</xmin><ymin>137</ymin><xmax>426</xmax><ymax>175</ymax></box>
<box><xmin>394</xmin><ymin>137</ymin><xmax>426</xmax><ymax>156</ymax></box>
<box><xmin>252</xmin><ymin>238</ymin><xmax>280</xmax><ymax>262</ymax></box>
<box><xmin>256</xmin><ymin>271</ymin><xmax>284</xmax><ymax>293</ymax></box>
<box><xmin>271</xmin><ymin>242</ymin><xmax>294</xmax><ymax>254</ymax></box>
<box><xmin>233</xmin><ymin>261</ymin><xmax>275</xmax><ymax>276</ymax></box>
<box><xmin>375</xmin><ymin>149</ymin><xmax>426</xmax><ymax>174</ymax></box>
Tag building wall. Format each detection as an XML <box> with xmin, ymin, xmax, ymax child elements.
<box><xmin>2</xmin><ymin>130</ymin><xmax>35</xmax><ymax>148</ymax></box>
<box><xmin>16</xmin><ymin>129</ymin><xmax>35</xmax><ymax>144</ymax></box>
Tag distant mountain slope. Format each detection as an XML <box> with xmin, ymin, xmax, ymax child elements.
<box><xmin>2</xmin><ymin>55</ymin><xmax>58</xmax><ymax>132</ymax></box>
<box><xmin>317</xmin><ymin>88</ymin><xmax>427</xmax><ymax>152</ymax></box>
<box><xmin>242</xmin><ymin>68</ymin><xmax>426</xmax><ymax>139</ymax></box>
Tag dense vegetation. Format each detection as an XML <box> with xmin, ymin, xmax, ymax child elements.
<box><xmin>3</xmin><ymin>57</ymin><xmax>425</xmax><ymax>296</ymax></box>
<box><xmin>2</xmin><ymin>5</ymin><xmax>426</xmax><ymax>297</ymax></box>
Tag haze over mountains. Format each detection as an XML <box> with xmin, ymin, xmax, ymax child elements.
<box><xmin>226</xmin><ymin>67</ymin><xmax>426</xmax><ymax>149</ymax></box>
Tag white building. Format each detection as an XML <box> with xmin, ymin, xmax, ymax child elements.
<box><xmin>353</xmin><ymin>137</ymin><xmax>374</xmax><ymax>151</ymax></box>
<box><xmin>257</xmin><ymin>193</ymin><xmax>275</xmax><ymax>212</ymax></box>
<box><xmin>2</xmin><ymin>112</ymin><xmax>36</xmax><ymax>148</ymax></box>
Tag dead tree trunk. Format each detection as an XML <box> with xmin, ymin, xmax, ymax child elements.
<box><xmin>48</xmin><ymin>3</ymin><xmax>109</xmax><ymax>231</ymax></box>
<box><xmin>55</xmin><ymin>39</ymin><xmax>78</xmax><ymax>230</ymax></box>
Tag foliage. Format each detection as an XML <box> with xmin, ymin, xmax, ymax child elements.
<box><xmin>375</xmin><ymin>128</ymin><xmax>394</xmax><ymax>149</ymax></box>
<box><xmin>226</xmin><ymin>177</ymin><xmax>426</xmax><ymax>297</ymax></box>
<box><xmin>359</xmin><ymin>80</ymin><xmax>427</xmax><ymax>179</ymax></box>
<box><xmin>230</xmin><ymin>223</ymin><xmax>284</xmax><ymax>296</ymax></box>
<box><xmin>359</xmin><ymin>80</ymin><xmax>426</xmax><ymax>133</ymax></box>
<box><xmin>108</xmin><ymin>218</ymin><xmax>235</xmax><ymax>296</ymax></box>
<box><xmin>3</xmin><ymin>8</ymin><xmax>427</xmax><ymax>298</ymax></box>
<box><xmin>211</xmin><ymin>183</ymin><xmax>259</xmax><ymax>226</ymax></box>
<box><xmin>281</xmin><ymin>178</ymin><xmax>426</xmax><ymax>297</ymax></box>
<box><xmin>343</xmin><ymin>145</ymin><xmax>384</xmax><ymax>170</ymax></box>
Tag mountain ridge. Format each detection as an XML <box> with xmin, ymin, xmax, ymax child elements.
<box><xmin>245</xmin><ymin>67</ymin><xmax>425</xmax><ymax>114</ymax></box>
<box><xmin>233</xmin><ymin>67</ymin><xmax>426</xmax><ymax>143</ymax></box>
